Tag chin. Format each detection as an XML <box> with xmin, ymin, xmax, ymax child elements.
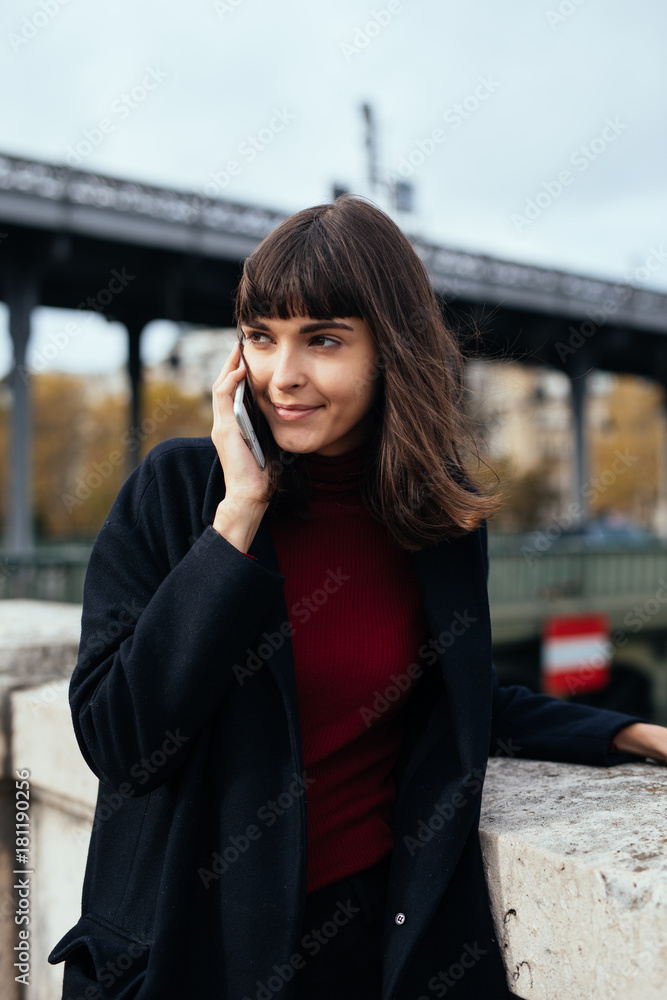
<box><xmin>272</xmin><ymin>430</ymin><xmax>320</xmax><ymax>453</ymax></box>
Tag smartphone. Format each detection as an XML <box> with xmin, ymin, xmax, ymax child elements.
<box><xmin>233</xmin><ymin>373</ymin><xmax>266</xmax><ymax>470</ymax></box>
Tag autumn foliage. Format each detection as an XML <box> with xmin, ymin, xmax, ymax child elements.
<box><xmin>1</xmin><ymin>373</ymin><xmax>213</xmax><ymax>541</ymax></box>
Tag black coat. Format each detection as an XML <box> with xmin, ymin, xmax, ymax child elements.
<box><xmin>48</xmin><ymin>437</ymin><xmax>648</xmax><ymax>999</ymax></box>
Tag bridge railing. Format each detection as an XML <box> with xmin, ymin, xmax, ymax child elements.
<box><xmin>486</xmin><ymin>542</ymin><xmax>667</xmax><ymax>644</ymax></box>
<box><xmin>3</xmin><ymin>542</ymin><xmax>667</xmax><ymax>613</ymax></box>
<box><xmin>0</xmin><ymin>546</ymin><xmax>91</xmax><ymax>604</ymax></box>
<box><xmin>488</xmin><ymin>545</ymin><xmax>667</xmax><ymax>601</ymax></box>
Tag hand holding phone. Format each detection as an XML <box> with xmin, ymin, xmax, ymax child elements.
<box><xmin>234</xmin><ymin>376</ymin><xmax>266</xmax><ymax>470</ymax></box>
<box><xmin>211</xmin><ymin>341</ymin><xmax>270</xmax><ymax>511</ymax></box>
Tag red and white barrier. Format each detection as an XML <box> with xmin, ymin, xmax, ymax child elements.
<box><xmin>541</xmin><ymin>613</ymin><xmax>611</xmax><ymax>697</ymax></box>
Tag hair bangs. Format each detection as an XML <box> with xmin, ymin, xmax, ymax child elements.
<box><xmin>235</xmin><ymin>223</ymin><xmax>367</xmax><ymax>325</ymax></box>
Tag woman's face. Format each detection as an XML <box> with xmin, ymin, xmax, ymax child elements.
<box><xmin>239</xmin><ymin>313</ymin><xmax>380</xmax><ymax>456</ymax></box>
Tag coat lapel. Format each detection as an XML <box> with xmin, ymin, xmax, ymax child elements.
<box><xmin>410</xmin><ymin>530</ymin><xmax>494</xmax><ymax>776</ymax></box>
<box><xmin>200</xmin><ymin>448</ymin><xmax>304</xmax><ymax>754</ymax></box>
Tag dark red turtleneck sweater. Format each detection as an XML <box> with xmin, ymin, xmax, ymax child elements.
<box><xmin>245</xmin><ymin>441</ymin><xmax>430</xmax><ymax>893</ymax></box>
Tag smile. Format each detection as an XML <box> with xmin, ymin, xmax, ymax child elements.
<box><xmin>273</xmin><ymin>405</ymin><xmax>323</xmax><ymax>421</ymax></box>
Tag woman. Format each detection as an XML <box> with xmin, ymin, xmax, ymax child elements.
<box><xmin>49</xmin><ymin>195</ymin><xmax>667</xmax><ymax>1000</ymax></box>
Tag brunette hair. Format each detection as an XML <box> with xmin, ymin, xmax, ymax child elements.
<box><xmin>233</xmin><ymin>194</ymin><xmax>504</xmax><ymax>551</ymax></box>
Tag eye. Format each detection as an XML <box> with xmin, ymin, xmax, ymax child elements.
<box><xmin>309</xmin><ymin>335</ymin><xmax>340</xmax><ymax>348</ymax></box>
<box><xmin>244</xmin><ymin>332</ymin><xmax>340</xmax><ymax>348</ymax></box>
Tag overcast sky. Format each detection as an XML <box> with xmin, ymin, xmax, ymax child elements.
<box><xmin>1</xmin><ymin>0</ymin><xmax>665</xmax><ymax>378</ymax></box>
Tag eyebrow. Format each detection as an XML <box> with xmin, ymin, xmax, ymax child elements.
<box><xmin>242</xmin><ymin>319</ymin><xmax>355</xmax><ymax>334</ymax></box>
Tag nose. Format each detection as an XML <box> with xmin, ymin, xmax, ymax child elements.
<box><xmin>268</xmin><ymin>342</ymin><xmax>307</xmax><ymax>392</ymax></box>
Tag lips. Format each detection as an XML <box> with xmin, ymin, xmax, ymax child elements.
<box><xmin>273</xmin><ymin>403</ymin><xmax>323</xmax><ymax>420</ymax></box>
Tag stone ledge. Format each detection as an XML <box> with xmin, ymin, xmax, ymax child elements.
<box><xmin>480</xmin><ymin>756</ymin><xmax>667</xmax><ymax>999</ymax></box>
<box><xmin>0</xmin><ymin>599</ymin><xmax>81</xmax><ymax>674</ymax></box>
<box><xmin>11</xmin><ymin>681</ymin><xmax>98</xmax><ymax>809</ymax></box>
<box><xmin>2</xmin><ymin>602</ymin><xmax>667</xmax><ymax>1000</ymax></box>
<box><xmin>0</xmin><ymin>600</ymin><xmax>82</xmax><ymax>781</ymax></box>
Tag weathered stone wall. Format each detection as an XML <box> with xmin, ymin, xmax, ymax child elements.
<box><xmin>2</xmin><ymin>599</ymin><xmax>666</xmax><ymax>999</ymax></box>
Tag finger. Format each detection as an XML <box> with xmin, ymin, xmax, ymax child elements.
<box><xmin>213</xmin><ymin>361</ymin><xmax>246</xmax><ymax>401</ymax></box>
<box><xmin>216</xmin><ymin>364</ymin><xmax>247</xmax><ymax>399</ymax></box>
<box><xmin>213</xmin><ymin>341</ymin><xmax>242</xmax><ymax>386</ymax></box>
<box><xmin>211</xmin><ymin>365</ymin><xmax>248</xmax><ymax>423</ymax></box>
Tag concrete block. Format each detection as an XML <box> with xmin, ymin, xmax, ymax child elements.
<box><xmin>480</xmin><ymin>756</ymin><xmax>667</xmax><ymax>999</ymax></box>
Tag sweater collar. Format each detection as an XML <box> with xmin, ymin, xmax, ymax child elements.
<box><xmin>303</xmin><ymin>443</ymin><xmax>369</xmax><ymax>503</ymax></box>
<box><xmin>301</xmin><ymin>441</ymin><xmax>368</xmax><ymax>496</ymax></box>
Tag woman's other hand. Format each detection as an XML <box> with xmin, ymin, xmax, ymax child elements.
<box><xmin>612</xmin><ymin>722</ymin><xmax>667</xmax><ymax>764</ymax></box>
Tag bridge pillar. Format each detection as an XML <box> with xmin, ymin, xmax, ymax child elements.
<box><xmin>3</xmin><ymin>268</ymin><xmax>39</xmax><ymax>554</ymax></box>
<box><xmin>124</xmin><ymin>317</ymin><xmax>148</xmax><ymax>476</ymax></box>
<box><xmin>564</xmin><ymin>348</ymin><xmax>593</xmax><ymax>526</ymax></box>
<box><xmin>656</xmin><ymin>385</ymin><xmax>667</xmax><ymax>539</ymax></box>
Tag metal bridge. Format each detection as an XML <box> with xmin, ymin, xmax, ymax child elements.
<box><xmin>1</xmin><ymin>151</ymin><xmax>667</xmax><ymax>554</ymax></box>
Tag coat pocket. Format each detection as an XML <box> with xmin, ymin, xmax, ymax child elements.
<box><xmin>48</xmin><ymin>911</ymin><xmax>151</xmax><ymax>1000</ymax></box>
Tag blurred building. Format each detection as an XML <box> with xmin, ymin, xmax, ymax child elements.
<box><xmin>78</xmin><ymin>368</ymin><xmax>128</xmax><ymax>404</ymax></box>
<box><xmin>466</xmin><ymin>359</ymin><xmax>572</xmax><ymax>503</ymax></box>
<box><xmin>147</xmin><ymin>327</ymin><xmax>237</xmax><ymax>397</ymax></box>
<box><xmin>466</xmin><ymin>360</ymin><xmax>667</xmax><ymax>535</ymax></box>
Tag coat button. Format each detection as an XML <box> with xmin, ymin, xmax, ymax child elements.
<box><xmin>395</xmin><ymin>912</ymin><xmax>405</xmax><ymax>925</ymax></box>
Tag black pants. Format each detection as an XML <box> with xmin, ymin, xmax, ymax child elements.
<box><xmin>293</xmin><ymin>853</ymin><xmax>392</xmax><ymax>1000</ymax></box>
